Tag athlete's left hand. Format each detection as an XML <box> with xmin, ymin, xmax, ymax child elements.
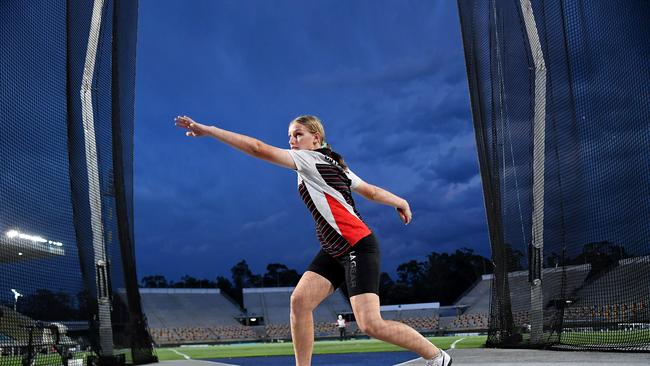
<box><xmin>396</xmin><ymin>200</ymin><xmax>412</xmax><ymax>225</ymax></box>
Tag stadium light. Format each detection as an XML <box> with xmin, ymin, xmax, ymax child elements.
<box><xmin>5</xmin><ymin>229</ymin><xmax>63</xmax><ymax>247</ymax></box>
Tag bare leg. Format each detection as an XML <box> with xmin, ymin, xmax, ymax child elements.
<box><xmin>290</xmin><ymin>271</ymin><xmax>334</xmax><ymax>366</ymax></box>
<box><xmin>350</xmin><ymin>293</ymin><xmax>439</xmax><ymax>359</ymax></box>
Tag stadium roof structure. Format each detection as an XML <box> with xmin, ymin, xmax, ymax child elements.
<box><xmin>0</xmin><ymin>234</ymin><xmax>65</xmax><ymax>264</ymax></box>
<box><xmin>243</xmin><ymin>287</ymin><xmax>294</xmax><ymax>293</ymax></box>
<box><xmin>138</xmin><ymin>288</ymin><xmax>221</xmax><ymax>294</ymax></box>
<box><xmin>380</xmin><ymin>302</ymin><xmax>440</xmax><ymax>311</ymax></box>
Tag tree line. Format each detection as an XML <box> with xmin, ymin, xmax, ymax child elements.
<box><xmin>4</xmin><ymin>242</ymin><xmax>627</xmax><ymax>321</ymax></box>
<box><xmin>141</xmin><ymin>248</ymin><xmax>494</xmax><ymax>306</ymax></box>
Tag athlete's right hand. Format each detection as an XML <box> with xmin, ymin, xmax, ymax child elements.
<box><xmin>396</xmin><ymin>200</ymin><xmax>412</xmax><ymax>225</ymax></box>
<box><xmin>175</xmin><ymin>115</ymin><xmax>209</xmax><ymax>137</ymax></box>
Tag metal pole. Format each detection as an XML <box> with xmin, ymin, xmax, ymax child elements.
<box><xmin>80</xmin><ymin>0</ymin><xmax>114</xmax><ymax>356</ymax></box>
<box><xmin>519</xmin><ymin>0</ymin><xmax>548</xmax><ymax>345</ymax></box>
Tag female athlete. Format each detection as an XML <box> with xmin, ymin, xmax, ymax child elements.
<box><xmin>175</xmin><ymin>115</ymin><xmax>452</xmax><ymax>366</ymax></box>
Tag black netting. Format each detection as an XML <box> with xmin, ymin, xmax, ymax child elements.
<box><xmin>458</xmin><ymin>0</ymin><xmax>650</xmax><ymax>351</ymax></box>
<box><xmin>1</xmin><ymin>1</ymin><xmax>155</xmax><ymax>365</ymax></box>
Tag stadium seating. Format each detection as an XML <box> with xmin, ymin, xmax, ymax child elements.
<box><xmin>140</xmin><ymin>288</ymin><xmax>242</xmax><ymax>328</ymax></box>
<box><xmin>449</xmin><ymin>313</ymin><xmax>489</xmax><ymax>330</ymax></box>
<box><xmin>445</xmin><ymin>257</ymin><xmax>650</xmax><ymax>334</ymax></box>
<box><xmin>0</xmin><ymin>305</ymin><xmax>36</xmax><ymax>344</ymax></box>
<box><xmin>243</xmin><ymin>287</ymin><xmax>352</xmax><ymax>324</ymax></box>
<box><xmin>143</xmin><ymin>287</ymin><xmax>445</xmax><ymax>344</ymax></box>
<box><xmin>243</xmin><ymin>287</ymin><xmax>292</xmax><ymax>324</ymax></box>
<box><xmin>572</xmin><ymin>256</ymin><xmax>650</xmax><ymax>307</ymax></box>
<box><xmin>143</xmin><ymin>258</ymin><xmax>650</xmax><ymax>345</ymax></box>
<box><xmin>453</xmin><ymin>275</ymin><xmax>491</xmax><ymax>314</ymax></box>
<box><xmin>142</xmin><ymin>258</ymin><xmax>650</xmax><ymax>344</ymax></box>
<box><xmin>148</xmin><ymin>325</ymin><xmax>257</xmax><ymax>344</ymax></box>
<box><xmin>264</xmin><ymin>323</ymin><xmax>291</xmax><ymax>340</ymax></box>
<box><xmin>379</xmin><ymin>305</ymin><xmax>440</xmax><ymax>334</ymax></box>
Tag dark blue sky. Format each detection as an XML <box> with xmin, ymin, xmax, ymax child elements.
<box><xmin>134</xmin><ymin>0</ymin><xmax>488</xmax><ymax>282</ymax></box>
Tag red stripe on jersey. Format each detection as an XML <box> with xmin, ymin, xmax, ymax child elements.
<box><xmin>324</xmin><ymin>192</ymin><xmax>371</xmax><ymax>246</ymax></box>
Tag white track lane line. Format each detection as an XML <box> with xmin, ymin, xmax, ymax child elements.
<box><xmin>450</xmin><ymin>337</ymin><xmax>465</xmax><ymax>349</ymax></box>
<box><xmin>171</xmin><ymin>349</ymin><xmax>192</xmax><ymax>360</ymax></box>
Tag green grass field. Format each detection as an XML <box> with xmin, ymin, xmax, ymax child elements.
<box><xmin>560</xmin><ymin>328</ymin><xmax>650</xmax><ymax>346</ymax></box>
<box><xmin>3</xmin><ymin>332</ymin><xmax>646</xmax><ymax>365</ymax></box>
<box><xmin>0</xmin><ymin>336</ymin><xmax>486</xmax><ymax>365</ymax></box>
<box><xmin>0</xmin><ymin>351</ymin><xmax>135</xmax><ymax>366</ymax></box>
<box><xmin>153</xmin><ymin>335</ymin><xmax>487</xmax><ymax>360</ymax></box>
<box><xmin>0</xmin><ymin>353</ymin><xmax>94</xmax><ymax>366</ymax></box>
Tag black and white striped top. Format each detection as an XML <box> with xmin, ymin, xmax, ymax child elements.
<box><xmin>287</xmin><ymin>149</ymin><xmax>372</xmax><ymax>257</ymax></box>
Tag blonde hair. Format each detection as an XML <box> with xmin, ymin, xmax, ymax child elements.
<box><xmin>289</xmin><ymin>115</ymin><xmax>326</xmax><ymax>148</ymax></box>
<box><xmin>289</xmin><ymin>115</ymin><xmax>347</xmax><ymax>169</ymax></box>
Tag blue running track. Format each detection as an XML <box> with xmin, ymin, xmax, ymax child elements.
<box><xmin>209</xmin><ymin>351</ymin><xmax>416</xmax><ymax>366</ymax></box>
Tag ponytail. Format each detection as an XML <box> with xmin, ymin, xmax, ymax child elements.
<box><xmin>316</xmin><ymin>145</ymin><xmax>348</xmax><ymax>171</ymax></box>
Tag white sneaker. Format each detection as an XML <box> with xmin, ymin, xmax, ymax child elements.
<box><xmin>424</xmin><ymin>349</ymin><xmax>452</xmax><ymax>366</ymax></box>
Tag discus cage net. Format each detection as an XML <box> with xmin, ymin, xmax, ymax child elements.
<box><xmin>1</xmin><ymin>1</ymin><xmax>155</xmax><ymax>365</ymax></box>
<box><xmin>457</xmin><ymin>0</ymin><xmax>650</xmax><ymax>351</ymax></box>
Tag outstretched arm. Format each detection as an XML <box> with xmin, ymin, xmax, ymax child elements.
<box><xmin>354</xmin><ymin>181</ymin><xmax>412</xmax><ymax>225</ymax></box>
<box><xmin>175</xmin><ymin>115</ymin><xmax>296</xmax><ymax>170</ymax></box>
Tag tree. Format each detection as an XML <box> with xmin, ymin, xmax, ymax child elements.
<box><xmin>424</xmin><ymin>248</ymin><xmax>492</xmax><ymax>305</ymax></box>
<box><xmin>395</xmin><ymin>259</ymin><xmax>428</xmax><ymax>302</ymax></box>
<box><xmin>504</xmin><ymin>243</ymin><xmax>525</xmax><ymax>271</ymax></box>
<box><xmin>173</xmin><ymin>275</ymin><xmax>215</xmax><ymax>288</ymax></box>
<box><xmin>140</xmin><ymin>275</ymin><xmax>168</xmax><ymax>288</ymax></box>
<box><xmin>396</xmin><ymin>260</ymin><xmax>426</xmax><ymax>286</ymax></box>
<box><xmin>231</xmin><ymin>260</ymin><xmax>262</xmax><ymax>288</ymax></box>
<box><xmin>216</xmin><ymin>276</ymin><xmax>234</xmax><ymax>293</ymax></box>
<box><xmin>378</xmin><ymin>271</ymin><xmax>412</xmax><ymax>305</ymax></box>
<box><xmin>569</xmin><ymin>241</ymin><xmax>630</xmax><ymax>279</ymax></box>
<box><xmin>76</xmin><ymin>289</ymin><xmax>92</xmax><ymax>321</ymax></box>
<box><xmin>229</xmin><ymin>260</ymin><xmax>262</xmax><ymax>306</ymax></box>
<box><xmin>378</xmin><ymin>248</ymin><xmax>492</xmax><ymax>306</ymax></box>
<box><xmin>20</xmin><ymin>289</ymin><xmax>77</xmax><ymax>321</ymax></box>
<box><xmin>263</xmin><ymin>263</ymin><xmax>300</xmax><ymax>287</ymax></box>
<box><xmin>214</xmin><ymin>275</ymin><xmax>240</xmax><ymax>305</ymax></box>
<box><xmin>378</xmin><ymin>272</ymin><xmax>396</xmax><ymax>304</ymax></box>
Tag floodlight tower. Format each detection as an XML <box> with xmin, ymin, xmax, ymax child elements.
<box><xmin>10</xmin><ymin>288</ymin><xmax>22</xmax><ymax>311</ymax></box>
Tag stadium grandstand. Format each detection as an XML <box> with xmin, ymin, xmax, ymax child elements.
<box><xmin>143</xmin><ymin>286</ymin><xmax>453</xmax><ymax>346</ymax></box>
<box><xmin>0</xmin><ymin>305</ymin><xmax>80</xmax><ymax>357</ymax></box>
<box><xmin>141</xmin><ymin>289</ymin><xmax>255</xmax><ymax>345</ymax></box>
<box><xmin>443</xmin><ymin>256</ymin><xmax>650</xmax><ymax>337</ymax></box>
<box><xmin>19</xmin><ymin>255</ymin><xmax>650</xmax><ymax>350</ymax></box>
<box><xmin>140</xmin><ymin>289</ymin><xmax>242</xmax><ymax>328</ymax></box>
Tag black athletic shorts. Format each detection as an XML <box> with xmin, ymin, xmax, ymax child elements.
<box><xmin>306</xmin><ymin>233</ymin><xmax>380</xmax><ymax>297</ymax></box>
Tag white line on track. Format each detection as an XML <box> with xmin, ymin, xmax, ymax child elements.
<box><xmin>450</xmin><ymin>337</ymin><xmax>466</xmax><ymax>349</ymax></box>
<box><xmin>171</xmin><ymin>349</ymin><xmax>191</xmax><ymax>360</ymax></box>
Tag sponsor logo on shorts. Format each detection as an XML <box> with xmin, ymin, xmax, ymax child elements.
<box><xmin>349</xmin><ymin>251</ymin><xmax>357</xmax><ymax>288</ymax></box>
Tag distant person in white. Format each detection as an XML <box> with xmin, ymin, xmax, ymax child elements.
<box><xmin>337</xmin><ymin>314</ymin><xmax>347</xmax><ymax>341</ymax></box>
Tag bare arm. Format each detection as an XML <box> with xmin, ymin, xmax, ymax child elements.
<box><xmin>175</xmin><ymin>115</ymin><xmax>296</xmax><ymax>170</ymax></box>
<box><xmin>354</xmin><ymin>181</ymin><xmax>412</xmax><ymax>225</ymax></box>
